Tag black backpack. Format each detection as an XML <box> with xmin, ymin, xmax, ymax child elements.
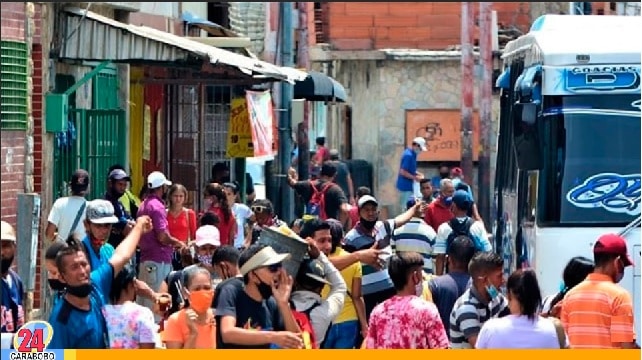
<box><xmin>446</xmin><ymin>217</ymin><xmax>475</xmax><ymax>252</ymax></box>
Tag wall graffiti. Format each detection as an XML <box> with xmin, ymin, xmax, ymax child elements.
<box><xmin>405</xmin><ymin>109</ymin><xmax>480</xmax><ymax>162</ymax></box>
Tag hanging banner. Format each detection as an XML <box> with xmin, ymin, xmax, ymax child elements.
<box><xmin>246</xmin><ymin>90</ymin><xmax>276</xmax><ymax>158</ymax></box>
<box><xmin>226</xmin><ymin>97</ymin><xmax>254</xmax><ymax>158</ymax></box>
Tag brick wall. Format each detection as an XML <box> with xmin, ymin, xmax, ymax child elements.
<box><xmin>1</xmin><ymin>2</ymin><xmax>27</xmax><ymax>226</ymax></box>
<box><xmin>1</xmin><ymin>2</ymin><xmax>26</xmax><ymax>41</ymax></box>
<box><xmin>324</xmin><ymin>2</ymin><xmax>532</xmax><ymax>50</ymax></box>
<box><xmin>0</xmin><ymin>132</ymin><xmax>26</xmax><ymax>226</ymax></box>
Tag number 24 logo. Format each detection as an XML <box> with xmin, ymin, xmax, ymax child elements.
<box><xmin>13</xmin><ymin>321</ymin><xmax>53</xmax><ymax>352</ymax></box>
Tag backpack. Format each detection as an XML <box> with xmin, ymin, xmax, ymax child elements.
<box><xmin>290</xmin><ymin>302</ymin><xmax>328</xmax><ymax>349</ymax></box>
<box><xmin>446</xmin><ymin>217</ymin><xmax>485</xmax><ymax>252</ymax></box>
<box><xmin>304</xmin><ymin>181</ymin><xmax>333</xmax><ymax>220</ymax></box>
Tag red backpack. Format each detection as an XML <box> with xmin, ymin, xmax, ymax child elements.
<box><xmin>304</xmin><ymin>180</ymin><xmax>333</xmax><ymax>220</ymax></box>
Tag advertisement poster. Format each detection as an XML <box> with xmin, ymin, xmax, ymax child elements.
<box><xmin>246</xmin><ymin>90</ymin><xmax>276</xmax><ymax>158</ymax></box>
<box><xmin>226</xmin><ymin>97</ymin><xmax>254</xmax><ymax>158</ymax></box>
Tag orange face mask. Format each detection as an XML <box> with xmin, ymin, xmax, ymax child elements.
<box><xmin>189</xmin><ymin>289</ymin><xmax>214</xmax><ymax>314</ymax></box>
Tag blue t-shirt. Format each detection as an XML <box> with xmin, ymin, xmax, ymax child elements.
<box><xmin>396</xmin><ymin>148</ymin><xmax>417</xmax><ymax>192</ymax></box>
<box><xmin>81</xmin><ymin>236</ymin><xmax>115</xmax><ymax>271</ymax></box>
<box><xmin>48</xmin><ymin>262</ymin><xmax>114</xmax><ymax>349</ymax></box>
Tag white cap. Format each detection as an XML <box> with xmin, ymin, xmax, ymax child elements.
<box><xmin>1</xmin><ymin>221</ymin><xmax>16</xmax><ymax>242</ymax></box>
<box><xmin>239</xmin><ymin>246</ymin><xmax>291</xmax><ymax>276</ymax></box>
<box><xmin>412</xmin><ymin>137</ymin><xmax>428</xmax><ymax>151</ymax></box>
<box><xmin>357</xmin><ymin>195</ymin><xmax>378</xmax><ymax>209</ymax></box>
<box><xmin>194</xmin><ymin>225</ymin><xmax>221</xmax><ymax>247</ymax></box>
<box><xmin>86</xmin><ymin>200</ymin><xmax>119</xmax><ymax>224</ymax></box>
<box><xmin>147</xmin><ymin>171</ymin><xmax>172</xmax><ymax>189</ymax></box>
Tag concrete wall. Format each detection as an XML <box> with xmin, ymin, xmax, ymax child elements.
<box><xmin>333</xmin><ymin>59</ymin><xmax>499</xmax><ymax>214</ymax></box>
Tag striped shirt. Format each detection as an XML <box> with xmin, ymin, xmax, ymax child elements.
<box><xmin>449</xmin><ymin>287</ymin><xmax>510</xmax><ymax>349</ymax></box>
<box><xmin>560</xmin><ymin>273</ymin><xmax>635</xmax><ymax>348</ymax></box>
<box><xmin>391</xmin><ymin>217</ymin><xmax>436</xmax><ymax>274</ymax></box>
<box><xmin>344</xmin><ymin>219</ymin><xmax>395</xmax><ymax>296</ymax></box>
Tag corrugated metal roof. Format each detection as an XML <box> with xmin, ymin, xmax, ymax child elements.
<box><xmin>59</xmin><ymin>7</ymin><xmax>307</xmax><ymax>83</ymax></box>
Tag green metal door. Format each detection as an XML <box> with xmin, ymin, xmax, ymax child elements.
<box><xmin>52</xmin><ymin>67</ymin><xmax>126</xmax><ymax>200</ymax></box>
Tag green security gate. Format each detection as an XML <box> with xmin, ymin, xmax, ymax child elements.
<box><xmin>53</xmin><ymin>109</ymin><xmax>126</xmax><ymax>200</ymax></box>
<box><xmin>52</xmin><ymin>66</ymin><xmax>126</xmax><ymax>200</ymax></box>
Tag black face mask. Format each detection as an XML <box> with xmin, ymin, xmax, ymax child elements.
<box><xmin>65</xmin><ymin>283</ymin><xmax>93</xmax><ymax>298</ymax></box>
<box><xmin>48</xmin><ymin>279</ymin><xmax>66</xmax><ymax>291</ymax></box>
<box><xmin>439</xmin><ymin>172</ymin><xmax>450</xmax><ymax>179</ymax></box>
<box><xmin>1</xmin><ymin>256</ymin><xmax>13</xmax><ymax>274</ymax></box>
<box><xmin>254</xmin><ymin>274</ymin><xmax>273</xmax><ymax>299</ymax></box>
<box><xmin>360</xmin><ymin>217</ymin><xmax>377</xmax><ymax>230</ymax></box>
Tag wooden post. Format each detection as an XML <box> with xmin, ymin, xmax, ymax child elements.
<box><xmin>16</xmin><ymin>193</ymin><xmax>41</xmax><ymax>321</ymax></box>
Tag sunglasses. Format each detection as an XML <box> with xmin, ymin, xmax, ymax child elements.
<box><xmin>251</xmin><ymin>205</ymin><xmax>269</xmax><ymax>214</ymax></box>
<box><xmin>266</xmin><ymin>263</ymin><xmax>282</xmax><ymax>273</ymax></box>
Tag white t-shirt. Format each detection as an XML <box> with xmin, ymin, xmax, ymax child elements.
<box><xmin>476</xmin><ymin>314</ymin><xmax>565</xmax><ymax>349</ymax></box>
<box><xmin>434</xmin><ymin>217</ymin><xmax>492</xmax><ymax>254</ymax></box>
<box><xmin>231</xmin><ymin>203</ymin><xmax>252</xmax><ymax>248</ymax></box>
<box><xmin>47</xmin><ymin>196</ymin><xmax>87</xmax><ymax>241</ymax></box>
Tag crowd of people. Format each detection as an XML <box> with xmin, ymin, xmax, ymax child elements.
<box><xmin>0</xmin><ymin>148</ymin><xmax>638</xmax><ymax>349</ymax></box>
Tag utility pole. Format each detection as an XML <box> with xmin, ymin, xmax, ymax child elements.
<box><xmin>478</xmin><ymin>2</ymin><xmax>493</xmax><ymax>230</ymax></box>
<box><xmin>278</xmin><ymin>2</ymin><xmax>295</xmax><ymax>222</ymax></box>
<box><xmin>460</xmin><ymin>2</ymin><xmax>474</xmax><ymax>179</ymax></box>
<box><xmin>296</xmin><ymin>2</ymin><xmax>310</xmax><ymax>183</ymax></box>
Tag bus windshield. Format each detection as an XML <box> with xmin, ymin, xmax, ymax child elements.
<box><xmin>538</xmin><ymin>94</ymin><xmax>641</xmax><ymax>226</ymax></box>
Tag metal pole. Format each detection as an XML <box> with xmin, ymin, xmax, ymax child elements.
<box><xmin>460</xmin><ymin>2</ymin><xmax>474</xmax><ymax>179</ymax></box>
<box><xmin>278</xmin><ymin>2</ymin><xmax>295</xmax><ymax>222</ymax></box>
<box><xmin>569</xmin><ymin>2</ymin><xmax>575</xmax><ymax>15</ymax></box>
<box><xmin>478</xmin><ymin>2</ymin><xmax>493</xmax><ymax>229</ymax></box>
<box><xmin>297</xmin><ymin>2</ymin><xmax>311</xmax><ymax>184</ymax></box>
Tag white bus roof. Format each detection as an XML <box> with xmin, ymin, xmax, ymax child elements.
<box><xmin>502</xmin><ymin>15</ymin><xmax>642</xmax><ymax>66</ymax></box>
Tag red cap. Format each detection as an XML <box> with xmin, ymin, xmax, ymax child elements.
<box><xmin>593</xmin><ymin>233</ymin><xmax>634</xmax><ymax>267</ymax></box>
<box><xmin>451</xmin><ymin>167</ymin><xmax>463</xmax><ymax>177</ymax></box>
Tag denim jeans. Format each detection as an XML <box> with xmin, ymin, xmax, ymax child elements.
<box><xmin>322</xmin><ymin>320</ymin><xmax>360</xmax><ymax>349</ymax></box>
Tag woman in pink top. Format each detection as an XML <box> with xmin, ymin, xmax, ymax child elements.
<box><xmin>476</xmin><ymin>269</ymin><xmax>568</xmax><ymax>349</ymax></box>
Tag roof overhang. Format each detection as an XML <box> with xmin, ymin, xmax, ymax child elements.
<box><xmin>293</xmin><ymin>70</ymin><xmax>347</xmax><ymax>102</ymax></box>
<box><xmin>57</xmin><ymin>7</ymin><xmax>307</xmax><ymax>83</ymax></box>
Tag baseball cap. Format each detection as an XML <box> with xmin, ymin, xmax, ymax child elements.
<box><xmin>147</xmin><ymin>171</ymin><xmax>172</xmax><ymax>189</ymax></box>
<box><xmin>296</xmin><ymin>258</ymin><xmax>330</xmax><ymax>286</ymax></box>
<box><xmin>108</xmin><ymin>169</ymin><xmax>131</xmax><ymax>181</ymax></box>
<box><xmin>70</xmin><ymin>169</ymin><xmax>90</xmax><ymax>192</ymax></box>
<box><xmin>412</xmin><ymin>137</ymin><xmax>428</xmax><ymax>151</ymax></box>
<box><xmin>452</xmin><ymin>189</ymin><xmax>473</xmax><ymax>210</ymax></box>
<box><xmin>86</xmin><ymin>199</ymin><xmax>119</xmax><ymax>224</ymax></box>
<box><xmin>239</xmin><ymin>245</ymin><xmax>291</xmax><ymax>276</ymax></box>
<box><xmin>1</xmin><ymin>221</ymin><xmax>16</xmax><ymax>242</ymax></box>
<box><xmin>406</xmin><ymin>197</ymin><xmax>419</xmax><ymax>210</ymax></box>
<box><xmin>329</xmin><ymin>149</ymin><xmax>340</xmax><ymax>158</ymax></box>
<box><xmin>594</xmin><ymin>233</ymin><xmax>634</xmax><ymax>267</ymax></box>
<box><xmin>451</xmin><ymin>167</ymin><xmax>464</xmax><ymax>177</ymax></box>
<box><xmin>358</xmin><ymin>195</ymin><xmax>378</xmax><ymax>209</ymax></box>
<box><xmin>194</xmin><ymin>225</ymin><xmax>221</xmax><ymax>247</ymax></box>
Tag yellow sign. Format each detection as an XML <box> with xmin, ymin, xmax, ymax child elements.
<box><xmin>226</xmin><ymin>97</ymin><xmax>254</xmax><ymax>158</ymax></box>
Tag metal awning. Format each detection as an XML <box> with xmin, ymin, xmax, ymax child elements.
<box><xmin>293</xmin><ymin>70</ymin><xmax>348</xmax><ymax>102</ymax></box>
<box><xmin>58</xmin><ymin>7</ymin><xmax>307</xmax><ymax>83</ymax></box>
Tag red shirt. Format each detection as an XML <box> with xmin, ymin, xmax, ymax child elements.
<box><xmin>313</xmin><ymin>146</ymin><xmax>329</xmax><ymax>165</ymax></box>
<box><xmin>167</xmin><ymin>208</ymin><xmax>197</xmax><ymax>243</ymax></box>
<box><xmin>424</xmin><ymin>198</ymin><xmax>454</xmax><ymax>231</ymax></box>
<box><xmin>207</xmin><ymin>206</ymin><xmax>236</xmax><ymax>246</ymax></box>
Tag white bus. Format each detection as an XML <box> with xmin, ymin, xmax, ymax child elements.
<box><xmin>494</xmin><ymin>14</ymin><xmax>641</xmax><ymax>341</ymax></box>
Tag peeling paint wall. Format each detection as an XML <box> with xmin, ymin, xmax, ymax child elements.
<box><xmin>334</xmin><ymin>59</ymin><xmax>500</xmax><ymax>215</ymax></box>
